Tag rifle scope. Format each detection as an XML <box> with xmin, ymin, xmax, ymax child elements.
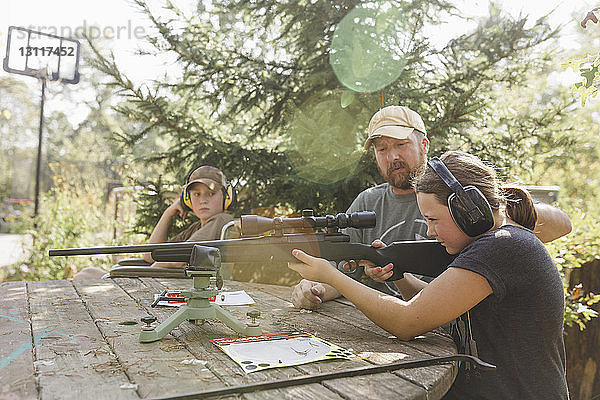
<box><xmin>240</xmin><ymin>209</ymin><xmax>375</xmax><ymax>236</ymax></box>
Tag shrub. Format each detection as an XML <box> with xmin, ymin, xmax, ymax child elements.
<box><xmin>3</xmin><ymin>166</ymin><xmax>141</xmax><ymax>281</ymax></box>
<box><xmin>545</xmin><ymin>202</ymin><xmax>600</xmax><ymax>330</ymax></box>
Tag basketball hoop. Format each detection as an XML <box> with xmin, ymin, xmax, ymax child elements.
<box><xmin>3</xmin><ymin>26</ymin><xmax>81</xmax><ymax>219</ymax></box>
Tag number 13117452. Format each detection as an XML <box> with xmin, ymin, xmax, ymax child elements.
<box><xmin>19</xmin><ymin>46</ymin><xmax>75</xmax><ymax>57</ymax></box>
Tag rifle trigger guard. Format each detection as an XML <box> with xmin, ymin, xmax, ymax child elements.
<box><xmin>337</xmin><ymin>261</ymin><xmax>363</xmax><ymax>280</ymax></box>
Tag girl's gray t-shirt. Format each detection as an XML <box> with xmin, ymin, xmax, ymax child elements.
<box><xmin>445</xmin><ymin>225</ymin><xmax>568</xmax><ymax>399</ymax></box>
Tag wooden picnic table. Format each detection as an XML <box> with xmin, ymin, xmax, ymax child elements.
<box><xmin>1</xmin><ymin>278</ymin><xmax>457</xmax><ymax>399</ymax></box>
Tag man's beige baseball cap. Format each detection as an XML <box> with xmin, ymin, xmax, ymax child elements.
<box><xmin>364</xmin><ymin>106</ymin><xmax>427</xmax><ymax>150</ymax></box>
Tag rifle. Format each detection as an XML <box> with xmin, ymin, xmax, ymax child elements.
<box><xmin>49</xmin><ymin>210</ymin><xmax>455</xmax><ymax>281</ymax></box>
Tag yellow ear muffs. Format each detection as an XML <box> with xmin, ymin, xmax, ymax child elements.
<box><xmin>181</xmin><ymin>184</ymin><xmax>193</xmax><ymax>212</ymax></box>
<box><xmin>182</xmin><ymin>183</ymin><xmax>236</xmax><ymax>212</ymax></box>
<box><xmin>222</xmin><ymin>184</ymin><xmax>237</xmax><ymax>211</ymax></box>
<box><xmin>181</xmin><ymin>165</ymin><xmax>237</xmax><ymax>213</ymax></box>
<box><xmin>180</xmin><ymin>166</ymin><xmax>198</xmax><ymax>213</ymax></box>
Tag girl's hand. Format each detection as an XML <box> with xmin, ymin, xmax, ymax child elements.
<box><xmin>288</xmin><ymin>250</ymin><xmax>338</xmax><ymax>284</ymax></box>
<box><xmin>363</xmin><ymin>240</ymin><xmax>393</xmax><ymax>282</ymax></box>
<box><xmin>364</xmin><ymin>262</ymin><xmax>394</xmax><ymax>282</ymax></box>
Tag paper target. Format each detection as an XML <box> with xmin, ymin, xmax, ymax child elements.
<box><xmin>211</xmin><ymin>332</ymin><xmax>355</xmax><ymax>373</ymax></box>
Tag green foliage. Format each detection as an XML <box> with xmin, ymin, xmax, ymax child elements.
<box><xmin>86</xmin><ymin>0</ymin><xmax>560</xmax><ymax>221</ymax></box>
<box><xmin>41</xmin><ymin>70</ymin><xmax>166</xmax><ymax>190</ymax></box>
<box><xmin>129</xmin><ymin>176</ymin><xmax>192</xmax><ymax>239</ymax></box>
<box><xmin>0</xmin><ymin>204</ymin><xmax>32</xmax><ymax>234</ymax></box>
<box><xmin>548</xmin><ymin>6</ymin><xmax>600</xmax><ymax>329</ymax></box>
<box><xmin>564</xmin><ymin>53</ymin><xmax>600</xmax><ymax>105</ymax></box>
<box><xmin>1</xmin><ymin>54</ymin><xmax>166</xmax><ymax>206</ymax></box>
<box><xmin>3</xmin><ymin>165</ymin><xmax>141</xmax><ymax>281</ymax></box>
<box><xmin>564</xmin><ymin>6</ymin><xmax>600</xmax><ymax>105</ymax></box>
<box><xmin>545</xmin><ymin>205</ymin><xmax>600</xmax><ymax>330</ymax></box>
<box><xmin>564</xmin><ymin>284</ymin><xmax>600</xmax><ymax>331</ymax></box>
<box><xmin>0</xmin><ymin>77</ymin><xmax>38</xmax><ymax>199</ymax></box>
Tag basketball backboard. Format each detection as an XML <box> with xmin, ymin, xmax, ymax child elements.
<box><xmin>3</xmin><ymin>26</ymin><xmax>80</xmax><ymax>84</ymax></box>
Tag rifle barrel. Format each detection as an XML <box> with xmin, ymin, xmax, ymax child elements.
<box><xmin>48</xmin><ymin>242</ymin><xmax>195</xmax><ymax>257</ymax></box>
<box><xmin>49</xmin><ymin>235</ymin><xmax>455</xmax><ymax>280</ymax></box>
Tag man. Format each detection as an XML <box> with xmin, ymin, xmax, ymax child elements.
<box><xmin>291</xmin><ymin>105</ymin><xmax>572</xmax><ymax>309</ymax></box>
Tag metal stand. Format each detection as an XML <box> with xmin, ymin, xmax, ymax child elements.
<box><xmin>139</xmin><ymin>245</ymin><xmax>261</xmax><ymax>343</ymax></box>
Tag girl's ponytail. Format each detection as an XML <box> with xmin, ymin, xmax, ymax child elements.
<box><xmin>501</xmin><ymin>186</ymin><xmax>537</xmax><ymax>231</ymax></box>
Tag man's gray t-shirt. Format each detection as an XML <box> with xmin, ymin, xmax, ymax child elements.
<box><xmin>344</xmin><ymin>183</ymin><xmax>429</xmax><ymax>295</ymax></box>
<box><xmin>444</xmin><ymin>225</ymin><xmax>568</xmax><ymax>399</ymax></box>
<box><xmin>345</xmin><ymin>183</ymin><xmax>428</xmax><ymax>243</ymax></box>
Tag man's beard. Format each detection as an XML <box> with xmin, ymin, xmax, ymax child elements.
<box><xmin>380</xmin><ymin>154</ymin><xmax>426</xmax><ymax>190</ymax></box>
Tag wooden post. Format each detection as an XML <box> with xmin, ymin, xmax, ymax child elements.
<box><xmin>565</xmin><ymin>259</ymin><xmax>600</xmax><ymax>400</ymax></box>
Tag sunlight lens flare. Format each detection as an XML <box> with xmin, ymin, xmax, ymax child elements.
<box><xmin>329</xmin><ymin>1</ymin><xmax>411</xmax><ymax>93</ymax></box>
<box><xmin>286</xmin><ymin>97</ymin><xmax>362</xmax><ymax>185</ymax></box>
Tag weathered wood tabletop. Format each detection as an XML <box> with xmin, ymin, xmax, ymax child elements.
<box><xmin>1</xmin><ymin>278</ymin><xmax>457</xmax><ymax>399</ymax></box>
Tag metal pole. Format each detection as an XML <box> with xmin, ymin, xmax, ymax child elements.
<box><xmin>34</xmin><ymin>78</ymin><xmax>46</xmax><ymax>219</ymax></box>
<box><xmin>113</xmin><ymin>192</ymin><xmax>119</xmax><ymax>241</ymax></box>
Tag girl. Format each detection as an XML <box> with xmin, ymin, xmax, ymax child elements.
<box><xmin>289</xmin><ymin>151</ymin><xmax>568</xmax><ymax>399</ymax></box>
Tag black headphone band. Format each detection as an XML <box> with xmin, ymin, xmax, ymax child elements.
<box><xmin>427</xmin><ymin>158</ymin><xmax>483</xmax><ymax>223</ymax></box>
<box><xmin>184</xmin><ymin>167</ymin><xmax>195</xmax><ymax>185</ymax></box>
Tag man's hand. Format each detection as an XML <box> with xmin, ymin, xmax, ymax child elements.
<box><xmin>291</xmin><ymin>279</ymin><xmax>328</xmax><ymax>310</ymax></box>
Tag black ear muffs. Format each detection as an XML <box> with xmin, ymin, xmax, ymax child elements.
<box><xmin>428</xmin><ymin>158</ymin><xmax>494</xmax><ymax>237</ymax></box>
